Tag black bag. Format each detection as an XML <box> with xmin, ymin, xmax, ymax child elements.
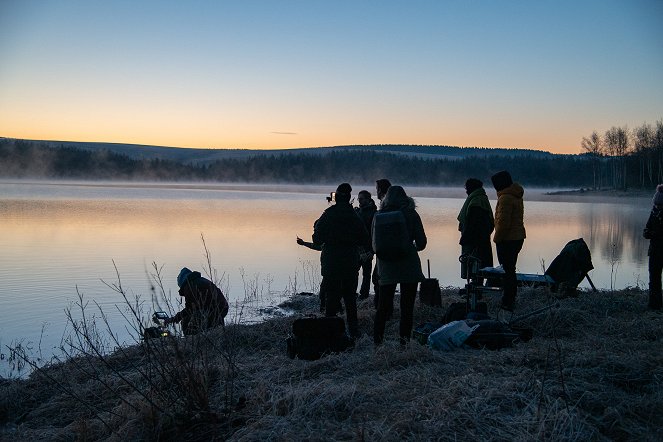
<box><xmin>442</xmin><ymin>301</ymin><xmax>487</xmax><ymax>324</ymax></box>
<box><xmin>372</xmin><ymin>210</ymin><xmax>410</xmax><ymax>261</ymax></box>
<box><xmin>464</xmin><ymin>319</ymin><xmax>532</xmax><ymax>350</ymax></box>
<box><xmin>286</xmin><ymin>316</ymin><xmax>352</xmax><ymax>360</ymax></box>
<box><xmin>419</xmin><ymin>279</ymin><xmax>441</xmax><ymax>306</ymax></box>
<box><xmin>545</xmin><ymin>238</ymin><xmax>594</xmax><ymax>294</ymax></box>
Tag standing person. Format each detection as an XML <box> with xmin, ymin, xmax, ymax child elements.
<box><xmin>376</xmin><ymin>179</ymin><xmax>391</xmax><ymax>201</ymax></box>
<box><xmin>372</xmin><ymin>179</ymin><xmax>392</xmax><ymax>309</ymax></box>
<box><xmin>458</xmin><ymin>178</ymin><xmax>494</xmax><ymax>284</ymax></box>
<box><xmin>312</xmin><ymin>183</ymin><xmax>370</xmax><ymax>339</ymax></box>
<box><xmin>166</xmin><ymin>267</ymin><xmax>229</xmax><ymax>335</ymax></box>
<box><xmin>296</xmin><ymin>232</ymin><xmax>344</xmax><ymax>314</ymax></box>
<box><xmin>373</xmin><ymin>185</ymin><xmax>427</xmax><ymax>345</ymax></box>
<box><xmin>491</xmin><ymin>170</ymin><xmax>526</xmax><ymax>312</ymax></box>
<box><xmin>644</xmin><ymin>184</ymin><xmax>663</xmax><ymax>311</ymax></box>
<box><xmin>355</xmin><ymin>190</ymin><xmax>377</xmax><ymax>300</ymax></box>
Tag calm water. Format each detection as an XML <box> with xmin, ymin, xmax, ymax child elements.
<box><xmin>0</xmin><ymin>180</ymin><xmax>652</xmax><ymax>376</ymax></box>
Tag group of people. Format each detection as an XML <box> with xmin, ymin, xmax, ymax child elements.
<box><xmin>301</xmin><ymin>170</ymin><xmax>526</xmax><ymax>345</ymax></box>
<box><xmin>162</xmin><ymin>175</ymin><xmax>662</xmax><ymax>340</ymax></box>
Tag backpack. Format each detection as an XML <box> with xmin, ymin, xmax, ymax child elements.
<box><xmin>372</xmin><ymin>210</ymin><xmax>410</xmax><ymax>261</ymax></box>
<box><xmin>545</xmin><ymin>238</ymin><xmax>594</xmax><ymax>294</ymax></box>
<box><xmin>286</xmin><ymin>316</ymin><xmax>353</xmax><ymax>360</ymax></box>
<box><xmin>464</xmin><ymin>319</ymin><xmax>532</xmax><ymax>350</ymax></box>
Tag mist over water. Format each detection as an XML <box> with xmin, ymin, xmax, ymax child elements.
<box><xmin>0</xmin><ymin>180</ymin><xmax>652</xmax><ymax>376</ymax></box>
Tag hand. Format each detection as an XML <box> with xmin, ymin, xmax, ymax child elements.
<box><xmin>296</xmin><ymin>236</ymin><xmax>305</xmax><ymax>245</ymax></box>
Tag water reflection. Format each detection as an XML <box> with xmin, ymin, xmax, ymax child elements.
<box><xmin>0</xmin><ymin>182</ymin><xmax>653</xmax><ymax>376</ymax></box>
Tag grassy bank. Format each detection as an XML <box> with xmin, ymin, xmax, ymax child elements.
<box><xmin>1</xmin><ymin>286</ymin><xmax>662</xmax><ymax>441</ymax></box>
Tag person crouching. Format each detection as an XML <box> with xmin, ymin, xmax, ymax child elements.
<box><xmin>166</xmin><ymin>267</ymin><xmax>229</xmax><ymax>335</ymax></box>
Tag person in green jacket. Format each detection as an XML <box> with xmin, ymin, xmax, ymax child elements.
<box><xmin>458</xmin><ymin>178</ymin><xmax>494</xmax><ymax>284</ymax></box>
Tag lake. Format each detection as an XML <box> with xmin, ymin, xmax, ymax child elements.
<box><xmin>0</xmin><ymin>180</ymin><xmax>653</xmax><ymax>376</ymax></box>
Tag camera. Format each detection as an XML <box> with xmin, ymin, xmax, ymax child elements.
<box><xmin>153</xmin><ymin>311</ymin><xmax>169</xmax><ymax>321</ymax></box>
<box><xmin>326</xmin><ymin>192</ymin><xmax>335</xmax><ymax>203</ymax></box>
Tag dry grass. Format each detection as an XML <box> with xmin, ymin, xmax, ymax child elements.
<box><xmin>2</xmin><ymin>286</ymin><xmax>662</xmax><ymax>441</ymax></box>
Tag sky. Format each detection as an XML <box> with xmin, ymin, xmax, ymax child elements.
<box><xmin>0</xmin><ymin>0</ymin><xmax>661</xmax><ymax>154</ymax></box>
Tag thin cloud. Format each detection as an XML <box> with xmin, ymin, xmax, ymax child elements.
<box><xmin>271</xmin><ymin>131</ymin><xmax>298</xmax><ymax>135</ymax></box>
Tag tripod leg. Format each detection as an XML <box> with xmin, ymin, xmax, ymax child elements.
<box><xmin>585</xmin><ymin>273</ymin><xmax>597</xmax><ymax>292</ymax></box>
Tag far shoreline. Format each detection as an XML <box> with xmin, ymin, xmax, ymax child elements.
<box><xmin>0</xmin><ymin>179</ymin><xmax>656</xmax><ymax>204</ymax></box>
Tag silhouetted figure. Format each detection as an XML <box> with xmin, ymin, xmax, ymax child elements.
<box><xmin>355</xmin><ymin>190</ymin><xmax>377</xmax><ymax>300</ymax></box>
<box><xmin>372</xmin><ymin>179</ymin><xmax>392</xmax><ymax>309</ymax></box>
<box><xmin>491</xmin><ymin>171</ymin><xmax>526</xmax><ymax>312</ymax></box>
<box><xmin>166</xmin><ymin>267</ymin><xmax>229</xmax><ymax>335</ymax></box>
<box><xmin>644</xmin><ymin>184</ymin><xmax>663</xmax><ymax>311</ymax></box>
<box><xmin>296</xmin><ymin>234</ymin><xmax>343</xmax><ymax>314</ymax></box>
<box><xmin>373</xmin><ymin>186</ymin><xmax>427</xmax><ymax>345</ymax></box>
<box><xmin>312</xmin><ymin>183</ymin><xmax>370</xmax><ymax>339</ymax></box>
<box><xmin>458</xmin><ymin>178</ymin><xmax>494</xmax><ymax>284</ymax></box>
<box><xmin>296</xmin><ymin>235</ymin><xmax>326</xmax><ymax>312</ymax></box>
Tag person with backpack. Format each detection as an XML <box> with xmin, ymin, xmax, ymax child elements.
<box><xmin>372</xmin><ymin>185</ymin><xmax>427</xmax><ymax>345</ymax></box>
<box><xmin>165</xmin><ymin>267</ymin><xmax>229</xmax><ymax>335</ymax></box>
<box><xmin>644</xmin><ymin>184</ymin><xmax>663</xmax><ymax>311</ymax></box>
<box><xmin>491</xmin><ymin>170</ymin><xmax>526</xmax><ymax>312</ymax></box>
<box><xmin>458</xmin><ymin>178</ymin><xmax>494</xmax><ymax>284</ymax></box>
<box><xmin>312</xmin><ymin>183</ymin><xmax>370</xmax><ymax>339</ymax></box>
<box><xmin>355</xmin><ymin>190</ymin><xmax>378</xmax><ymax>300</ymax></box>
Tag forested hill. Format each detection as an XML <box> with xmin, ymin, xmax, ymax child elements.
<box><xmin>4</xmin><ymin>138</ymin><xmax>556</xmax><ymax>163</ymax></box>
<box><xmin>1</xmin><ymin>137</ymin><xmax>588</xmax><ymax>187</ymax></box>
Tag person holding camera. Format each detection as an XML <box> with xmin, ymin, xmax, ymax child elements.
<box><xmin>165</xmin><ymin>267</ymin><xmax>229</xmax><ymax>335</ymax></box>
<box><xmin>312</xmin><ymin>183</ymin><xmax>370</xmax><ymax>339</ymax></box>
<box><xmin>644</xmin><ymin>184</ymin><xmax>663</xmax><ymax>311</ymax></box>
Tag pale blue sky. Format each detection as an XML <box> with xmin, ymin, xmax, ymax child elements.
<box><xmin>1</xmin><ymin>0</ymin><xmax>661</xmax><ymax>153</ymax></box>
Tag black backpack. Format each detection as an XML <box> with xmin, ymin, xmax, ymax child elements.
<box><xmin>286</xmin><ymin>316</ymin><xmax>353</xmax><ymax>360</ymax></box>
<box><xmin>372</xmin><ymin>210</ymin><xmax>410</xmax><ymax>261</ymax></box>
<box><xmin>464</xmin><ymin>319</ymin><xmax>532</xmax><ymax>350</ymax></box>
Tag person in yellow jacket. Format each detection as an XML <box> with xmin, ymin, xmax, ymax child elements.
<box><xmin>491</xmin><ymin>170</ymin><xmax>526</xmax><ymax>311</ymax></box>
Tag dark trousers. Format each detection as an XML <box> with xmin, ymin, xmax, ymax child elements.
<box><xmin>322</xmin><ymin>274</ymin><xmax>359</xmax><ymax>338</ymax></box>
<box><xmin>373</xmin><ymin>282</ymin><xmax>418</xmax><ymax>344</ymax></box>
<box><xmin>496</xmin><ymin>239</ymin><xmax>524</xmax><ymax>310</ymax></box>
<box><xmin>359</xmin><ymin>257</ymin><xmax>373</xmax><ymax>297</ymax></box>
<box><xmin>649</xmin><ymin>246</ymin><xmax>663</xmax><ymax>309</ymax></box>
<box><xmin>372</xmin><ymin>263</ymin><xmax>381</xmax><ymax>309</ymax></box>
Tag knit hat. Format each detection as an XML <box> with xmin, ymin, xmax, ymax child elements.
<box><xmin>491</xmin><ymin>170</ymin><xmax>513</xmax><ymax>192</ymax></box>
<box><xmin>177</xmin><ymin>267</ymin><xmax>192</xmax><ymax>287</ymax></box>
<box><xmin>654</xmin><ymin>184</ymin><xmax>663</xmax><ymax>206</ymax></box>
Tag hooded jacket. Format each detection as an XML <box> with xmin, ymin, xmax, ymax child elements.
<box><xmin>493</xmin><ymin>183</ymin><xmax>526</xmax><ymax>243</ymax></box>
<box><xmin>173</xmin><ymin>270</ymin><xmax>229</xmax><ymax>334</ymax></box>
<box><xmin>376</xmin><ymin>186</ymin><xmax>427</xmax><ymax>285</ymax></box>
<box><xmin>644</xmin><ymin>204</ymin><xmax>663</xmax><ymax>255</ymax></box>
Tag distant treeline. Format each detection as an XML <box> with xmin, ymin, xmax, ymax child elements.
<box><xmin>0</xmin><ymin>138</ymin><xmax>598</xmax><ymax>187</ymax></box>
<box><xmin>1</xmin><ymin>138</ymin><xmax>595</xmax><ymax>186</ymax></box>
<box><xmin>581</xmin><ymin>120</ymin><xmax>663</xmax><ymax>190</ymax></box>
